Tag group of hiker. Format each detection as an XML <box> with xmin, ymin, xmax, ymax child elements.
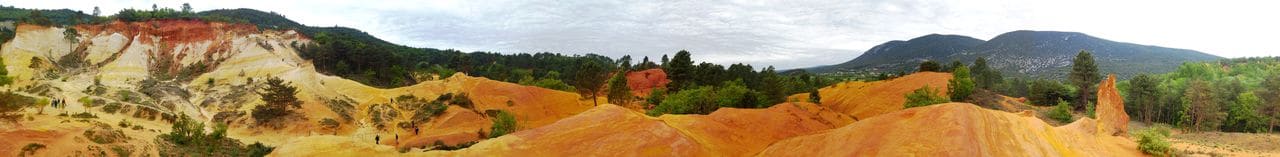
<box><xmin>50</xmin><ymin>98</ymin><xmax>67</xmax><ymax>109</ymax></box>
<box><xmin>375</xmin><ymin>122</ymin><xmax>423</xmax><ymax>145</ymax></box>
<box><xmin>375</xmin><ymin>98</ymin><xmax>426</xmax><ymax>145</ymax></box>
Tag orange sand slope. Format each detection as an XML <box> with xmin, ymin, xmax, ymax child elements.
<box><xmin>759</xmin><ymin>103</ymin><xmax>1143</xmax><ymax>156</ymax></box>
<box><xmin>273</xmin><ymin>102</ymin><xmax>852</xmax><ymax>156</ymax></box>
<box><xmin>793</xmin><ymin>72</ymin><xmax>952</xmax><ymax>120</ymax></box>
<box><xmin>658</xmin><ymin>102</ymin><xmax>856</xmax><ymax>156</ymax></box>
<box><xmin>760</xmin><ymin>75</ymin><xmax>1141</xmax><ymax>156</ymax></box>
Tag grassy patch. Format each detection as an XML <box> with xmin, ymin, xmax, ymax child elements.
<box><xmin>1137</xmin><ymin>126</ymin><xmax>1174</xmax><ymax>157</ymax></box>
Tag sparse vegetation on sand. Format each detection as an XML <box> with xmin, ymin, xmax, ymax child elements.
<box><xmin>904</xmin><ymin>85</ymin><xmax>948</xmax><ymax>108</ymax></box>
<box><xmin>159</xmin><ymin>114</ymin><xmax>274</xmax><ymax>157</ymax></box>
<box><xmin>489</xmin><ymin>110</ymin><xmax>518</xmax><ymax>138</ymax></box>
<box><xmin>1136</xmin><ymin>125</ymin><xmax>1174</xmax><ymax>157</ymax></box>
<box><xmin>1047</xmin><ymin>100</ymin><xmax>1073</xmax><ymax>123</ymax></box>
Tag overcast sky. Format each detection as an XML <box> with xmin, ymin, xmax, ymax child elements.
<box><xmin>7</xmin><ymin>0</ymin><xmax>1278</xmax><ymax>69</ymax></box>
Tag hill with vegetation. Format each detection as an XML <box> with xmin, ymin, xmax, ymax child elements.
<box><xmin>809</xmin><ymin>30</ymin><xmax>1222</xmax><ymax>80</ymax></box>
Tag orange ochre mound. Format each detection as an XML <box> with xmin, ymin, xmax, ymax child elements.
<box><xmin>792</xmin><ymin>72</ymin><xmax>952</xmax><ymax>120</ymax></box>
<box><xmin>657</xmin><ymin>102</ymin><xmax>856</xmax><ymax>156</ymax></box>
<box><xmin>419</xmin><ymin>102</ymin><xmax>851</xmax><ymax>156</ymax></box>
<box><xmin>758</xmin><ymin>103</ymin><xmax>1144</xmax><ymax>157</ymax></box>
<box><xmin>383</xmin><ymin>75</ymin><xmax>596</xmax><ymax>149</ymax></box>
<box><xmin>274</xmin><ymin>102</ymin><xmax>852</xmax><ymax>156</ymax></box>
<box><xmin>1095</xmin><ymin>74</ymin><xmax>1130</xmax><ymax>136</ymax></box>
<box><xmin>625</xmin><ymin>68</ymin><xmax>671</xmax><ymax>97</ymax></box>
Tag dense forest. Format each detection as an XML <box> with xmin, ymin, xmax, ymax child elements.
<box><xmin>1121</xmin><ymin>57</ymin><xmax>1280</xmax><ymax>133</ymax></box>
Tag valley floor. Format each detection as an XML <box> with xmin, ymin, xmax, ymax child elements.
<box><xmin>1129</xmin><ymin>122</ymin><xmax>1280</xmax><ymax>156</ymax></box>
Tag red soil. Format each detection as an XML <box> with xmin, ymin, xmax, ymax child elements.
<box><xmin>625</xmin><ymin>68</ymin><xmax>670</xmax><ymax>97</ymax></box>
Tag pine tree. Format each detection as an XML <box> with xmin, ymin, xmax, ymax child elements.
<box><xmin>617</xmin><ymin>55</ymin><xmax>632</xmax><ymax>71</ymax></box>
<box><xmin>808</xmin><ymin>90</ymin><xmax>821</xmax><ymax>103</ymax></box>
<box><xmin>1069</xmin><ymin>50</ymin><xmax>1101</xmax><ymax>110</ymax></box>
<box><xmin>252</xmin><ymin>77</ymin><xmax>300</xmax><ymax>125</ymax></box>
<box><xmin>606</xmin><ymin>70</ymin><xmax>632</xmax><ymax>105</ymax></box>
<box><xmin>972</xmin><ymin>57</ymin><xmax>1002</xmax><ymax>90</ymax></box>
<box><xmin>181</xmin><ymin>3</ymin><xmax>193</xmax><ymax>13</ymax></box>
<box><xmin>948</xmin><ymin>65</ymin><xmax>975</xmax><ymax>101</ymax></box>
<box><xmin>574</xmin><ymin>59</ymin><xmax>608</xmax><ymax>106</ymax></box>
<box><xmin>664</xmin><ymin>50</ymin><xmax>695</xmax><ymax>91</ymax></box>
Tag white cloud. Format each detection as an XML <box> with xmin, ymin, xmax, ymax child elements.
<box><xmin>5</xmin><ymin>0</ymin><xmax>1278</xmax><ymax>69</ymax></box>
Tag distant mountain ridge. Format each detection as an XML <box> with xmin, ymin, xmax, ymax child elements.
<box><xmin>808</xmin><ymin>30</ymin><xmax>1222</xmax><ymax>79</ymax></box>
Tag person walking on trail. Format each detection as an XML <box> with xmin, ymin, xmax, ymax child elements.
<box><xmin>376</xmin><ymin>135</ymin><xmax>381</xmax><ymax>144</ymax></box>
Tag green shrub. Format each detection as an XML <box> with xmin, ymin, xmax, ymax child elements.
<box><xmin>647</xmin><ymin>87</ymin><xmax>714</xmax><ymax>116</ymax></box>
<box><xmin>319</xmin><ymin>118</ymin><xmax>340</xmax><ymax>135</ymax></box>
<box><xmin>246</xmin><ymin>142</ymin><xmax>275</xmax><ymax>157</ymax></box>
<box><xmin>947</xmin><ymin>66</ymin><xmax>975</xmax><ymax>101</ymax></box>
<box><xmin>78</xmin><ymin>97</ymin><xmax>92</xmax><ymax>107</ymax></box>
<box><xmin>118</xmin><ymin>120</ymin><xmax>131</xmax><ymax>128</ymax></box>
<box><xmin>1085</xmin><ymin>102</ymin><xmax>1096</xmax><ymax>118</ymax></box>
<box><xmin>1048</xmin><ymin>100</ymin><xmax>1073</xmax><ymax>123</ymax></box>
<box><xmin>110</xmin><ymin>146</ymin><xmax>131</xmax><ymax>157</ymax></box>
<box><xmin>646</xmin><ymin>81</ymin><xmax>766</xmax><ymax>116</ymax></box>
<box><xmin>20</xmin><ymin>143</ymin><xmax>45</xmax><ymax>156</ymax></box>
<box><xmin>102</xmin><ymin>102</ymin><xmax>122</xmax><ymax>114</ymax></box>
<box><xmin>450</xmin><ymin>93</ymin><xmax>474</xmax><ymax>109</ymax></box>
<box><xmin>164</xmin><ymin>114</ymin><xmax>206</xmax><ymax>145</ymax></box>
<box><xmin>159</xmin><ymin>114</ymin><xmax>274</xmax><ymax>157</ymax></box>
<box><xmin>488</xmin><ymin>110</ymin><xmax>517</xmax><ymax>138</ymax></box>
<box><xmin>1136</xmin><ymin>126</ymin><xmax>1173</xmax><ymax>157</ymax></box>
<box><xmin>904</xmin><ymin>85</ymin><xmax>949</xmax><ymax>108</ymax></box>
<box><xmin>0</xmin><ymin>92</ymin><xmax>36</xmax><ymax>113</ymax></box>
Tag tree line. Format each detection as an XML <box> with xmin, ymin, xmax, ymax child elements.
<box><xmin>1124</xmin><ymin>57</ymin><xmax>1280</xmax><ymax>133</ymax></box>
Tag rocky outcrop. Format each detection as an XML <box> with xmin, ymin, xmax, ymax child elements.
<box><xmin>1095</xmin><ymin>74</ymin><xmax>1129</xmax><ymax>136</ymax></box>
<box><xmin>758</xmin><ymin>103</ymin><xmax>1144</xmax><ymax>156</ymax></box>
<box><xmin>625</xmin><ymin>68</ymin><xmax>670</xmax><ymax>97</ymax></box>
